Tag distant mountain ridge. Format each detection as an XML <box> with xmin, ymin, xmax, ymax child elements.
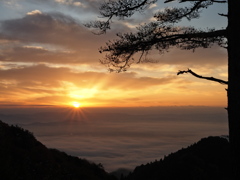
<box><xmin>0</xmin><ymin>120</ymin><xmax>116</xmax><ymax>180</ymax></box>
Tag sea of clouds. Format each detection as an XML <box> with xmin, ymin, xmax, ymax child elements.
<box><xmin>0</xmin><ymin>106</ymin><xmax>228</xmax><ymax>172</ymax></box>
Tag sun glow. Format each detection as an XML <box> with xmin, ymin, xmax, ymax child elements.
<box><xmin>72</xmin><ymin>102</ymin><xmax>81</xmax><ymax>108</ymax></box>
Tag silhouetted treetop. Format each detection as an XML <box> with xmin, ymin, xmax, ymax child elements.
<box><xmin>86</xmin><ymin>0</ymin><xmax>227</xmax><ymax>72</ymax></box>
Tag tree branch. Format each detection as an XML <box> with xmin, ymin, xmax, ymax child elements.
<box><xmin>155</xmin><ymin>1</ymin><xmax>215</xmax><ymax>24</ymax></box>
<box><xmin>165</xmin><ymin>0</ymin><xmax>227</xmax><ymax>3</ymax></box>
<box><xmin>218</xmin><ymin>13</ymin><xmax>228</xmax><ymax>17</ymax></box>
<box><xmin>177</xmin><ymin>69</ymin><xmax>228</xmax><ymax>84</ymax></box>
<box><xmin>98</xmin><ymin>26</ymin><xmax>226</xmax><ymax>72</ymax></box>
<box><xmin>85</xmin><ymin>0</ymin><xmax>157</xmax><ymax>34</ymax></box>
<box><xmin>100</xmin><ymin>27</ymin><xmax>226</xmax><ymax>56</ymax></box>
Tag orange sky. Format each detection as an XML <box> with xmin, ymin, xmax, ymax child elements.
<box><xmin>0</xmin><ymin>1</ymin><xmax>228</xmax><ymax>108</ymax></box>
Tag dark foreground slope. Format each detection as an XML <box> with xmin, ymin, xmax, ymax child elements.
<box><xmin>0</xmin><ymin>120</ymin><xmax>116</xmax><ymax>180</ymax></box>
<box><xmin>123</xmin><ymin>136</ymin><xmax>233</xmax><ymax>180</ymax></box>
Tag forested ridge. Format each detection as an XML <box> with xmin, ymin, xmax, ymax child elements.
<box><xmin>0</xmin><ymin>120</ymin><xmax>116</xmax><ymax>180</ymax></box>
<box><xmin>122</xmin><ymin>136</ymin><xmax>232</xmax><ymax>180</ymax></box>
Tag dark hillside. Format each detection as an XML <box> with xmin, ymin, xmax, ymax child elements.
<box><xmin>124</xmin><ymin>136</ymin><xmax>233</xmax><ymax>180</ymax></box>
<box><xmin>0</xmin><ymin>120</ymin><xmax>116</xmax><ymax>180</ymax></box>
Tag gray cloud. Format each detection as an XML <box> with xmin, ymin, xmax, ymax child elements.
<box><xmin>0</xmin><ymin>6</ymin><xmax>150</xmax><ymax>72</ymax></box>
<box><xmin>1</xmin><ymin>12</ymin><xmax>88</xmax><ymax>46</ymax></box>
<box><xmin>0</xmin><ymin>11</ymin><xmax>130</xmax><ymax>64</ymax></box>
<box><xmin>0</xmin><ymin>46</ymin><xmax>86</xmax><ymax>64</ymax></box>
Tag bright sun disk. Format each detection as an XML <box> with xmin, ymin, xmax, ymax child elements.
<box><xmin>72</xmin><ymin>102</ymin><xmax>81</xmax><ymax>108</ymax></box>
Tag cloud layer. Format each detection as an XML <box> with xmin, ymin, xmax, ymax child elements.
<box><xmin>0</xmin><ymin>106</ymin><xmax>228</xmax><ymax>171</ymax></box>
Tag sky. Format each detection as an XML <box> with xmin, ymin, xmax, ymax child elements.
<box><xmin>0</xmin><ymin>0</ymin><xmax>228</xmax><ymax>108</ymax></box>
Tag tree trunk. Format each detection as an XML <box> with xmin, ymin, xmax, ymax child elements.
<box><xmin>227</xmin><ymin>0</ymin><xmax>240</xmax><ymax>179</ymax></box>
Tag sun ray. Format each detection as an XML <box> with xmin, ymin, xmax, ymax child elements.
<box><xmin>64</xmin><ymin>105</ymin><xmax>89</xmax><ymax>122</ymax></box>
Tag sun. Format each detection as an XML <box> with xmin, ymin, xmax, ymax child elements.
<box><xmin>72</xmin><ymin>102</ymin><xmax>81</xmax><ymax>108</ymax></box>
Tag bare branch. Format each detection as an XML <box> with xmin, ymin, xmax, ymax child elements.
<box><xmin>218</xmin><ymin>13</ymin><xmax>228</xmax><ymax>17</ymax></box>
<box><xmin>177</xmin><ymin>69</ymin><xmax>228</xmax><ymax>84</ymax></box>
